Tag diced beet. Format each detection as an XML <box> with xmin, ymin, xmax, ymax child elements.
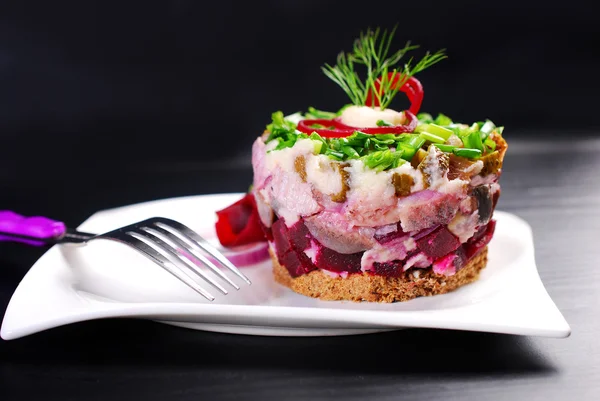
<box><xmin>432</xmin><ymin>246</ymin><xmax>466</xmax><ymax>276</ymax></box>
<box><xmin>374</xmin><ymin>222</ymin><xmax>406</xmax><ymax>244</ymax></box>
<box><xmin>415</xmin><ymin>225</ymin><xmax>461</xmax><ymax>260</ymax></box>
<box><xmin>465</xmin><ymin>220</ymin><xmax>496</xmax><ymax>259</ymax></box>
<box><xmin>314</xmin><ymin>246</ymin><xmax>363</xmax><ymax>273</ymax></box>
<box><xmin>281</xmin><ymin>248</ymin><xmax>318</xmax><ymax>277</ymax></box>
<box><xmin>287</xmin><ymin>219</ymin><xmax>311</xmax><ymax>251</ymax></box>
<box><xmin>472</xmin><ymin>185</ymin><xmax>493</xmax><ymax>224</ymax></box>
<box><xmin>412</xmin><ymin>224</ymin><xmax>441</xmax><ymax>241</ymax></box>
<box><xmin>372</xmin><ymin>260</ymin><xmax>404</xmax><ymax>277</ymax></box>
<box><xmin>271</xmin><ymin>219</ymin><xmax>292</xmax><ymax>260</ymax></box>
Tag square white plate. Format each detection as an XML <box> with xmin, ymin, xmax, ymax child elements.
<box><xmin>1</xmin><ymin>193</ymin><xmax>571</xmax><ymax>339</ymax></box>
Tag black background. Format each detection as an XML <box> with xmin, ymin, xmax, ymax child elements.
<box><xmin>1</xmin><ymin>0</ymin><xmax>598</xmax><ymax>175</ymax></box>
<box><xmin>1</xmin><ymin>2</ymin><xmax>600</xmax><ymax>400</ymax></box>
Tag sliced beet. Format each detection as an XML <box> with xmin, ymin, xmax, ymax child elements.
<box><xmin>372</xmin><ymin>260</ymin><xmax>404</xmax><ymax>277</ymax></box>
<box><xmin>472</xmin><ymin>185</ymin><xmax>493</xmax><ymax>224</ymax></box>
<box><xmin>415</xmin><ymin>225</ymin><xmax>461</xmax><ymax>260</ymax></box>
<box><xmin>465</xmin><ymin>220</ymin><xmax>496</xmax><ymax>259</ymax></box>
<box><xmin>314</xmin><ymin>246</ymin><xmax>363</xmax><ymax>273</ymax></box>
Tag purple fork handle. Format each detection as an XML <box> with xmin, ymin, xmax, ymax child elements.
<box><xmin>0</xmin><ymin>211</ymin><xmax>66</xmax><ymax>246</ymax></box>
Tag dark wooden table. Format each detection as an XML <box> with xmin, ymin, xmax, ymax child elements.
<box><xmin>1</xmin><ymin>136</ymin><xmax>599</xmax><ymax>400</ymax></box>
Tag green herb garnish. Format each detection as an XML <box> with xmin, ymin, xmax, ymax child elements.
<box><xmin>321</xmin><ymin>27</ymin><xmax>447</xmax><ymax>109</ymax></box>
<box><xmin>264</xmin><ymin>111</ymin><xmax>503</xmax><ymax>168</ymax></box>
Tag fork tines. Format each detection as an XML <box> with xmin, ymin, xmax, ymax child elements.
<box><xmin>106</xmin><ymin>217</ymin><xmax>251</xmax><ymax>301</ymax></box>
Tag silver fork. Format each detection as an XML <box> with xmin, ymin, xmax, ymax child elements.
<box><xmin>0</xmin><ymin>211</ymin><xmax>251</xmax><ymax>301</ymax></box>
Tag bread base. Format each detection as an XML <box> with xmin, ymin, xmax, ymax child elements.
<box><xmin>272</xmin><ymin>247</ymin><xmax>488</xmax><ymax>303</ymax></box>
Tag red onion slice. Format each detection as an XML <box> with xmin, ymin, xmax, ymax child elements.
<box><xmin>209</xmin><ymin>241</ymin><xmax>270</xmax><ymax>267</ymax></box>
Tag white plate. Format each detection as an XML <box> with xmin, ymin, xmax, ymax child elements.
<box><xmin>1</xmin><ymin>193</ymin><xmax>571</xmax><ymax>339</ymax></box>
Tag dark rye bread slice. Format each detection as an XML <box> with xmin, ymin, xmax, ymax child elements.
<box><xmin>271</xmin><ymin>247</ymin><xmax>488</xmax><ymax>303</ymax></box>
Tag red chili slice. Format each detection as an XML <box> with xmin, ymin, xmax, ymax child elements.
<box><xmin>365</xmin><ymin>75</ymin><xmax>424</xmax><ymax>115</ymax></box>
<box><xmin>296</xmin><ymin>75</ymin><xmax>424</xmax><ymax>138</ymax></box>
<box><xmin>297</xmin><ymin>111</ymin><xmax>418</xmax><ymax>138</ymax></box>
<box><xmin>215</xmin><ymin>193</ymin><xmax>266</xmax><ymax>247</ymax></box>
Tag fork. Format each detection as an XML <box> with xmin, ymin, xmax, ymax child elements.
<box><xmin>0</xmin><ymin>211</ymin><xmax>251</xmax><ymax>301</ymax></box>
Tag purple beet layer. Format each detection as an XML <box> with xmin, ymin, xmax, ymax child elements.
<box><xmin>264</xmin><ymin>215</ymin><xmax>495</xmax><ymax>279</ymax></box>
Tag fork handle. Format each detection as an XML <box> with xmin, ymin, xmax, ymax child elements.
<box><xmin>0</xmin><ymin>211</ymin><xmax>66</xmax><ymax>246</ymax></box>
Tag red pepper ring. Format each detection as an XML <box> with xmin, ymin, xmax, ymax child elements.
<box><xmin>365</xmin><ymin>75</ymin><xmax>424</xmax><ymax>115</ymax></box>
<box><xmin>215</xmin><ymin>192</ymin><xmax>266</xmax><ymax>247</ymax></box>
<box><xmin>296</xmin><ymin>111</ymin><xmax>418</xmax><ymax>138</ymax></box>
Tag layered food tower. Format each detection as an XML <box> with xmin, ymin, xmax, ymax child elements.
<box><xmin>251</xmin><ymin>29</ymin><xmax>507</xmax><ymax>302</ymax></box>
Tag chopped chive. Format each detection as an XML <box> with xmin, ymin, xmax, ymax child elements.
<box><xmin>397</xmin><ymin>143</ymin><xmax>417</xmax><ymax>161</ymax></box>
<box><xmin>467</xmin><ymin>130</ymin><xmax>484</xmax><ymax>151</ymax></box>
<box><xmin>408</xmin><ymin>136</ymin><xmax>426</xmax><ymax>149</ymax></box>
<box><xmin>434</xmin><ymin>113</ymin><xmax>453</xmax><ymax>126</ymax></box>
<box><xmin>484</xmin><ymin>138</ymin><xmax>496</xmax><ymax>152</ymax></box>
<box><xmin>341</xmin><ymin>145</ymin><xmax>360</xmax><ymax>158</ymax></box>
<box><xmin>312</xmin><ymin>140</ymin><xmax>324</xmax><ymax>154</ymax></box>
<box><xmin>424</xmin><ymin>123</ymin><xmax>453</xmax><ymax>140</ymax></box>
<box><xmin>453</xmin><ymin>148</ymin><xmax>482</xmax><ymax>159</ymax></box>
<box><xmin>326</xmin><ymin>149</ymin><xmax>344</xmax><ymax>160</ymax></box>
<box><xmin>480</xmin><ymin>120</ymin><xmax>496</xmax><ymax>135</ymax></box>
<box><xmin>376</xmin><ymin>119</ymin><xmax>393</xmax><ymax>127</ymax></box>
<box><xmin>419</xmin><ymin>132</ymin><xmax>446</xmax><ymax>144</ymax></box>
<box><xmin>434</xmin><ymin>144</ymin><xmax>456</xmax><ymax>152</ymax></box>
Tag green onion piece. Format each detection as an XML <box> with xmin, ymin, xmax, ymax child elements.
<box><xmin>274</xmin><ymin>136</ymin><xmax>298</xmax><ymax>151</ymax></box>
<box><xmin>434</xmin><ymin>113</ymin><xmax>453</xmax><ymax>126</ymax></box>
<box><xmin>496</xmin><ymin>126</ymin><xmax>504</xmax><ymax>135</ymax></box>
<box><xmin>306</xmin><ymin>106</ymin><xmax>337</xmax><ymax>120</ymax></box>
<box><xmin>397</xmin><ymin>143</ymin><xmax>417</xmax><ymax>161</ymax></box>
<box><xmin>326</xmin><ymin>149</ymin><xmax>345</xmax><ymax>160</ymax></box>
<box><xmin>376</xmin><ymin>119</ymin><xmax>393</xmax><ymax>127</ymax></box>
<box><xmin>425</xmin><ymin>123</ymin><xmax>453</xmax><ymax>140</ymax></box>
<box><xmin>341</xmin><ymin>145</ymin><xmax>360</xmax><ymax>159</ymax></box>
<box><xmin>480</xmin><ymin>119</ymin><xmax>496</xmax><ymax>135</ymax></box>
<box><xmin>363</xmin><ymin>150</ymin><xmax>394</xmax><ymax>171</ymax></box>
<box><xmin>374</xmin><ymin>134</ymin><xmax>397</xmax><ymax>141</ymax></box>
<box><xmin>453</xmin><ymin>148</ymin><xmax>482</xmax><ymax>159</ymax></box>
<box><xmin>434</xmin><ymin>144</ymin><xmax>456</xmax><ymax>152</ymax></box>
<box><xmin>484</xmin><ymin>138</ymin><xmax>496</xmax><ymax>152</ymax></box>
<box><xmin>417</xmin><ymin>112</ymin><xmax>433</xmax><ymax>123</ymax></box>
<box><xmin>309</xmin><ymin>132</ymin><xmax>325</xmax><ymax>143</ymax></box>
<box><xmin>374</xmin><ymin>142</ymin><xmax>390</xmax><ymax>151</ymax></box>
<box><xmin>372</xmin><ymin>138</ymin><xmax>395</xmax><ymax>145</ymax></box>
<box><xmin>460</xmin><ymin>133</ymin><xmax>472</xmax><ymax>148</ymax></box>
<box><xmin>467</xmin><ymin>130</ymin><xmax>484</xmax><ymax>151</ymax></box>
<box><xmin>408</xmin><ymin>136</ymin><xmax>426</xmax><ymax>149</ymax></box>
<box><xmin>312</xmin><ymin>140</ymin><xmax>324</xmax><ymax>154</ymax></box>
<box><xmin>419</xmin><ymin>132</ymin><xmax>446</xmax><ymax>144</ymax></box>
<box><xmin>391</xmin><ymin>150</ymin><xmax>406</xmax><ymax>168</ymax></box>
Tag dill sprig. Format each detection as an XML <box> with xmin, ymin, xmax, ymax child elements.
<box><xmin>322</xmin><ymin>27</ymin><xmax>447</xmax><ymax>110</ymax></box>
